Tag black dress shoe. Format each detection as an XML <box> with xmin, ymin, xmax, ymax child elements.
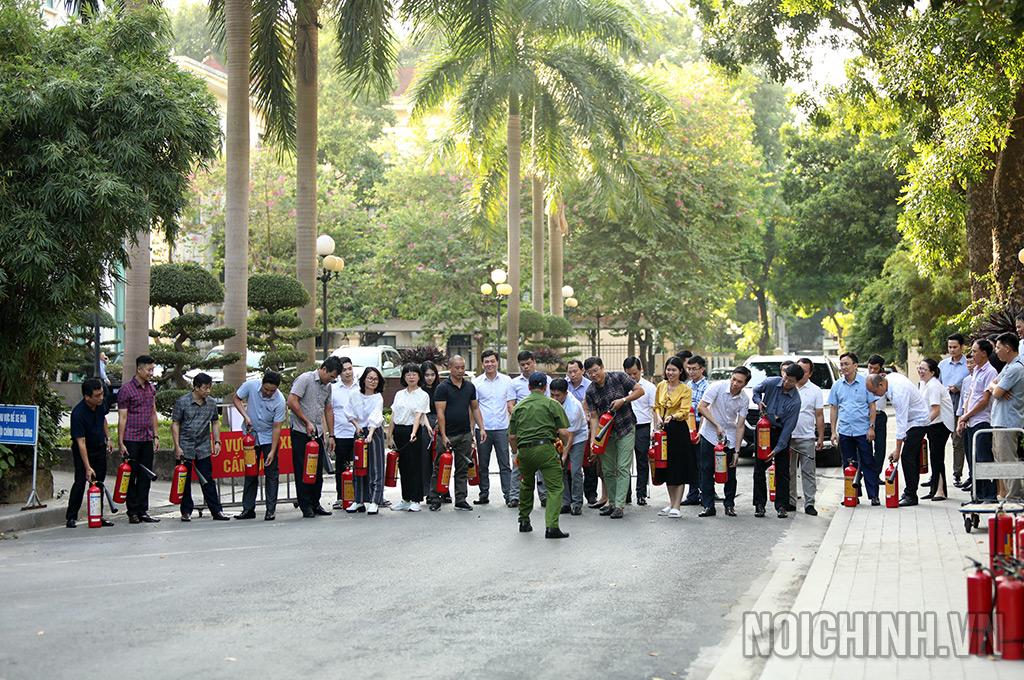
<box><xmin>429</xmin><ymin>502</ymin><xmax>441</xmax><ymax>511</ymax></box>
<box><xmin>588</xmin><ymin>500</ymin><xmax>606</xmax><ymax>509</ymax></box>
<box><xmin>870</xmin><ymin>497</ymin><xmax>880</xmax><ymax>506</ymax></box>
<box><xmin>680</xmin><ymin>498</ymin><xmax>701</xmax><ymax>506</ymax></box>
<box><xmin>921</xmin><ymin>492</ymin><xmax>935</xmax><ymax>500</ymax></box>
<box><xmin>313</xmin><ymin>506</ymin><xmax>332</xmax><ymax>516</ymax></box>
<box><xmin>441</xmin><ymin>495</ymin><xmax>452</xmax><ymax>503</ymax></box>
<box><xmin>725</xmin><ymin>507</ymin><xmax>737</xmax><ymax>517</ymax></box>
<box><xmin>777</xmin><ymin>508</ymin><xmax>788</xmax><ymax>519</ymax></box>
<box><xmin>302</xmin><ymin>508</ymin><xmax>315</xmax><ymax>518</ymax></box>
<box><xmin>101</xmin><ymin>519</ymin><xmax>114</xmax><ymax>527</ymax></box>
<box><xmin>920</xmin><ymin>480</ymin><xmax>931</xmax><ymax>488</ymax></box>
<box><xmin>754</xmin><ymin>505</ymin><xmax>765</xmax><ymax>518</ymax></box>
<box><xmin>637</xmin><ymin>497</ymin><xmax>647</xmax><ymax>506</ymax></box>
<box><xmin>180</xmin><ymin>514</ymin><xmax>191</xmax><ymax>522</ymax></box>
<box><xmin>805</xmin><ymin>505</ymin><xmax>818</xmax><ymax>516</ymax></box>
<box><xmin>785</xmin><ymin>504</ymin><xmax>798</xmax><ymax>512</ymax></box>
<box><xmin>571</xmin><ymin>505</ymin><xmax>582</xmax><ymax>515</ymax></box>
<box><xmin>264</xmin><ymin>512</ymin><xmax>275</xmax><ymax>521</ymax></box>
<box><xmin>65</xmin><ymin>519</ymin><xmax>76</xmax><ymax>528</ymax></box>
<box><xmin>519</xmin><ymin>521</ymin><xmax>533</xmax><ymax>533</ymax></box>
<box><xmin>235</xmin><ymin>510</ymin><xmax>256</xmax><ymax>520</ymax></box>
<box><xmin>139</xmin><ymin>513</ymin><xmax>160</xmax><ymax>523</ymax></box>
<box><xmin>898</xmin><ymin>496</ymin><xmax>918</xmax><ymax>507</ymax></box>
<box><xmin>599</xmin><ymin>505</ymin><xmax>614</xmax><ymax>516</ymax></box>
<box><xmin>560</xmin><ymin>505</ymin><xmax>571</xmax><ymax>514</ymax></box>
<box><xmin>129</xmin><ymin>515</ymin><xmax>140</xmax><ymax>524</ymax></box>
<box><xmin>545</xmin><ymin>527</ymin><xmax>570</xmax><ymax>539</ymax></box>
<box><xmin>454</xmin><ymin>500</ymin><xmax>472</xmax><ymax>511</ymax></box>
<box><xmin>609</xmin><ymin>507</ymin><xmax>623</xmax><ymax>519</ymax></box>
<box><xmin>508</xmin><ymin>498</ymin><xmax>519</xmax><ymax>508</ymax></box>
<box><xmin>211</xmin><ymin>511</ymin><xmax>231</xmax><ymax>521</ymax></box>
<box><xmin>473</xmin><ymin>497</ymin><xmax>489</xmax><ymax>505</ymax></box>
<box><xmin>698</xmin><ymin>507</ymin><xmax>717</xmax><ymax>517</ymax></box>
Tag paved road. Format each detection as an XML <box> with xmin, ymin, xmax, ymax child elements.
<box><xmin>0</xmin><ymin>462</ymin><xmax>833</xmax><ymax>680</ymax></box>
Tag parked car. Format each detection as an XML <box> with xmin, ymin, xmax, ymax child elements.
<box><xmin>737</xmin><ymin>354</ymin><xmax>842</xmax><ymax>466</ymax></box>
<box><xmin>330</xmin><ymin>345</ymin><xmax>402</xmax><ymax>378</ymax></box>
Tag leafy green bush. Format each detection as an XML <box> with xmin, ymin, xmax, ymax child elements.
<box><xmin>247</xmin><ymin>273</ymin><xmax>315</xmax><ymax>375</ymax></box>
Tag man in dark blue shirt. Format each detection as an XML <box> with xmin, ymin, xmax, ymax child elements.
<box><xmin>66</xmin><ymin>379</ymin><xmax>115</xmax><ymax>528</ymax></box>
<box><xmin>751</xmin><ymin>364</ymin><xmax>803</xmax><ymax>518</ymax></box>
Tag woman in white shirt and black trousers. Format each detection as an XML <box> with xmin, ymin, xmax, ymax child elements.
<box><xmin>345</xmin><ymin>367</ymin><xmax>386</xmax><ymax>514</ymax></box>
<box><xmin>918</xmin><ymin>357</ymin><xmax>954</xmax><ymax>501</ymax></box>
<box><xmin>387</xmin><ymin>363</ymin><xmax>430</xmax><ymax>511</ymax></box>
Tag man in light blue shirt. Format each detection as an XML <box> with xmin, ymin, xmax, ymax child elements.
<box><xmin>472</xmin><ymin>349</ymin><xmax>517</xmax><ymax>506</ymax></box>
<box><xmin>551</xmin><ymin>378</ymin><xmax>588</xmax><ymax>515</ymax></box>
<box><xmin>232</xmin><ymin>371</ymin><xmax>287</xmax><ymax>520</ymax></box>
<box><xmin>939</xmin><ymin>333</ymin><xmax>970</xmax><ymax>484</ymax></box>
<box><xmin>827</xmin><ymin>352</ymin><xmax>880</xmax><ymax>503</ymax></box>
<box><xmin>988</xmin><ymin>333</ymin><xmax>1024</xmax><ymax>501</ymax></box>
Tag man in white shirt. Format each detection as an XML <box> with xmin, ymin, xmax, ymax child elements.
<box><xmin>696</xmin><ymin>366</ymin><xmax>751</xmax><ymax>517</ymax></box>
<box><xmin>866</xmin><ymin>371</ymin><xmax>931</xmax><ymax>506</ymax></box>
<box><xmin>551</xmin><ymin>378</ymin><xmax>589</xmax><ymax>515</ymax></box>
<box><xmin>329</xmin><ymin>357</ymin><xmax>359</xmax><ymax>509</ymax></box>
<box><xmin>958</xmin><ymin>339</ymin><xmax>997</xmax><ymax>499</ymax></box>
<box><xmin>472</xmin><ymin>349</ymin><xmax>517</xmax><ymax>506</ymax></box>
<box><xmin>623</xmin><ymin>356</ymin><xmax>656</xmax><ymax>506</ymax></box>
<box><xmin>791</xmin><ymin>358</ymin><xmax>824</xmax><ymax>515</ymax></box>
<box><xmin>511</xmin><ymin>350</ymin><xmax>552</xmax><ymax>506</ymax></box>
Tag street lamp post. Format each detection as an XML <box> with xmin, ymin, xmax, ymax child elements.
<box><xmin>562</xmin><ymin>285</ymin><xmax>578</xmax><ymax>353</ymax></box>
<box><xmin>481</xmin><ymin>269</ymin><xmax>512</xmax><ymax>363</ymax></box>
<box><xmin>316</xmin><ymin>234</ymin><xmax>345</xmax><ymax>362</ymax></box>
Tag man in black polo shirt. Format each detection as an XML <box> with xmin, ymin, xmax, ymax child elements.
<box><xmin>66</xmin><ymin>379</ymin><xmax>115</xmax><ymax>528</ymax></box>
<box><xmin>427</xmin><ymin>355</ymin><xmax>486</xmax><ymax>512</ymax></box>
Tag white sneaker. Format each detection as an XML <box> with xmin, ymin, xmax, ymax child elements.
<box><xmin>391</xmin><ymin>500</ymin><xmax>411</xmax><ymax>511</ymax></box>
<box><xmin>346</xmin><ymin>503</ymin><xmax>363</xmax><ymax>513</ymax></box>
<box><xmin>409</xmin><ymin>502</ymin><xmax>421</xmax><ymax>512</ymax></box>
<box><xmin>367</xmin><ymin>503</ymin><xmax>378</xmax><ymax>515</ymax></box>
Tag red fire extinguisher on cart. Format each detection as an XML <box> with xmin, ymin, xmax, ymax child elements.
<box><xmin>990</xmin><ymin>507</ymin><xmax>1015</xmax><ymax>575</ymax></box>
<box><xmin>170</xmin><ymin>461</ymin><xmax>188</xmax><ymax>504</ymax></box>
<box><xmin>768</xmin><ymin>462</ymin><xmax>776</xmax><ymax>502</ymax></box>
<box><xmin>688</xmin><ymin>407</ymin><xmax>699</xmax><ymax>444</ymax></box>
<box><xmin>843</xmin><ymin>461</ymin><xmax>858</xmax><ymax>508</ymax></box>
<box><xmin>714</xmin><ymin>440</ymin><xmax>727</xmax><ymax>484</ymax></box>
<box><xmin>756</xmin><ymin>412</ymin><xmax>771</xmax><ymax>460</ymax></box>
<box><xmin>384</xmin><ymin>449</ymin><xmax>399</xmax><ymax>487</ymax></box>
<box><xmin>965</xmin><ymin>557</ymin><xmax>995</xmax><ymax>655</ymax></box>
<box><xmin>436</xmin><ymin>447</ymin><xmax>454</xmax><ymax>494</ymax></box>
<box><xmin>243</xmin><ymin>433</ymin><xmax>257</xmax><ymax>477</ymax></box>
<box><xmin>303</xmin><ymin>439</ymin><xmax>320</xmax><ymax>485</ymax></box>
<box><xmin>592</xmin><ymin>411</ymin><xmax>614</xmax><ymax>456</ymax></box>
<box><xmin>113</xmin><ymin>460</ymin><xmax>131</xmax><ymax>504</ymax></box>
<box><xmin>885</xmin><ymin>462</ymin><xmax>899</xmax><ymax>508</ymax></box>
<box><xmin>341</xmin><ymin>467</ymin><xmax>355</xmax><ymax>510</ymax></box>
<box><xmin>353</xmin><ymin>438</ymin><xmax>368</xmax><ymax>477</ymax></box>
<box><xmin>87</xmin><ymin>481</ymin><xmax>102</xmax><ymax>528</ymax></box>
<box><xmin>996</xmin><ymin>572</ymin><xmax>1024</xmax><ymax>660</ymax></box>
<box><xmin>653</xmin><ymin>429</ymin><xmax>668</xmax><ymax>469</ymax></box>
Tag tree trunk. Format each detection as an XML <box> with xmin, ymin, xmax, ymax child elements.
<box><xmin>531</xmin><ymin>176</ymin><xmax>544</xmax><ymax>317</ymax></box>
<box><xmin>124</xmin><ymin>231</ymin><xmax>150</xmax><ymax>369</ymax></box>
<box><xmin>295</xmin><ymin>1</ymin><xmax>319</xmax><ymax>365</ymax></box>
<box><xmin>992</xmin><ymin>83</ymin><xmax>1024</xmax><ymax>303</ymax></box>
<box><xmin>506</xmin><ymin>93</ymin><xmax>521</xmax><ymax>373</ymax></box>
<box><xmin>965</xmin><ymin>152</ymin><xmax>996</xmax><ymax>302</ymax></box>
<box><xmin>549</xmin><ymin>202</ymin><xmax>564</xmax><ymax>316</ymax></box>
<box><xmin>222</xmin><ymin>0</ymin><xmax>251</xmax><ymax>387</ymax></box>
<box><xmin>754</xmin><ymin>286</ymin><xmax>771</xmax><ymax>355</ymax></box>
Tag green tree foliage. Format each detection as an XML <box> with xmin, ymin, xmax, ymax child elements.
<box><xmin>247</xmin><ymin>273</ymin><xmax>315</xmax><ymax>373</ymax></box>
<box><xmin>58</xmin><ymin>309</ymin><xmax>117</xmax><ymax>377</ymax></box>
<box><xmin>169</xmin><ymin>0</ymin><xmax>225</xmax><ymax>64</ymax></box>
<box><xmin>0</xmin><ymin>4</ymin><xmax>219</xmax><ymax>471</ymax></box>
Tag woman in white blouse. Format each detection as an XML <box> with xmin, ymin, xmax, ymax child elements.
<box><xmin>386</xmin><ymin>363</ymin><xmax>430</xmax><ymax>512</ymax></box>
<box><xmin>344</xmin><ymin>367</ymin><xmax>386</xmax><ymax>514</ymax></box>
<box><xmin>918</xmin><ymin>358</ymin><xmax>954</xmax><ymax>501</ymax></box>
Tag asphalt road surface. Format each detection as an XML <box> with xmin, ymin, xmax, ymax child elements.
<box><xmin>0</xmin><ymin>462</ymin><xmax>832</xmax><ymax>680</ymax></box>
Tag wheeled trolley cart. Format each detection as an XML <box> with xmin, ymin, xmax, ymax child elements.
<box><xmin>960</xmin><ymin>427</ymin><xmax>1024</xmax><ymax>533</ymax></box>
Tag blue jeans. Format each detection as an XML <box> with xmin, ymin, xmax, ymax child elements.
<box><xmin>839</xmin><ymin>433</ymin><xmax>879</xmax><ymax>499</ymax></box>
<box><xmin>964</xmin><ymin>422</ymin><xmax>994</xmax><ymax>501</ymax></box>
<box><xmin>562</xmin><ymin>439</ymin><xmax>586</xmax><ymax>507</ymax></box>
<box><xmin>476</xmin><ymin>428</ymin><xmax>513</xmax><ymax>501</ymax></box>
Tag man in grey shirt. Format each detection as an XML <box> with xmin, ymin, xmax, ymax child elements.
<box><xmin>171</xmin><ymin>373</ymin><xmax>229</xmax><ymax>521</ymax></box>
<box><xmin>288</xmin><ymin>356</ymin><xmax>342</xmax><ymax>518</ymax></box>
<box><xmin>988</xmin><ymin>333</ymin><xmax>1024</xmax><ymax>501</ymax></box>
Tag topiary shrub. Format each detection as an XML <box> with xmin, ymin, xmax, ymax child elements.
<box><xmin>247</xmin><ymin>273</ymin><xmax>316</xmax><ymax>375</ymax></box>
<box><xmin>398</xmin><ymin>346</ymin><xmax>450</xmax><ymax>366</ymax></box>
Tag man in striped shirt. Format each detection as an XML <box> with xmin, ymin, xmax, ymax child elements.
<box><xmin>117</xmin><ymin>354</ymin><xmax>160</xmax><ymax>524</ymax></box>
<box><xmin>682</xmin><ymin>355</ymin><xmax>710</xmax><ymax>506</ymax></box>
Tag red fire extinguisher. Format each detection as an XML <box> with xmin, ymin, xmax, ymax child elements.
<box><xmin>843</xmin><ymin>461</ymin><xmax>858</xmax><ymax>508</ymax></box>
<box><xmin>920</xmin><ymin>438</ymin><xmax>929</xmax><ymax>474</ymax></box>
<box><xmin>990</xmin><ymin>508</ymin><xmax>1015</xmax><ymax>575</ymax></box>
<box><xmin>431</xmin><ymin>434</ymin><xmax>438</xmax><ymax>462</ymax></box>
<box><xmin>688</xmin><ymin>406</ymin><xmax>699</xmax><ymax>444</ymax></box>
<box><xmin>113</xmin><ymin>460</ymin><xmax>131</xmax><ymax>504</ymax></box>
<box><xmin>965</xmin><ymin>557</ymin><xmax>995</xmax><ymax>655</ymax></box>
<box><xmin>341</xmin><ymin>467</ymin><xmax>355</xmax><ymax>510</ymax></box>
<box><xmin>303</xmin><ymin>439</ymin><xmax>319</xmax><ymax>485</ymax></box>
<box><xmin>714</xmin><ymin>440</ymin><xmax>727</xmax><ymax>484</ymax></box>
<box><xmin>468</xmin><ymin>447</ymin><xmax>480</xmax><ymax>486</ymax></box>
<box><xmin>170</xmin><ymin>461</ymin><xmax>188</xmax><ymax>504</ymax></box>
<box><xmin>1016</xmin><ymin>517</ymin><xmax>1024</xmax><ymax>560</ymax></box>
<box><xmin>436</xmin><ymin>447</ymin><xmax>454</xmax><ymax>494</ymax></box>
<box><xmin>353</xmin><ymin>438</ymin><xmax>368</xmax><ymax>477</ymax></box>
<box><xmin>384</xmin><ymin>449</ymin><xmax>399</xmax><ymax>488</ymax></box>
<box><xmin>87</xmin><ymin>481</ymin><xmax>102</xmax><ymax>528</ymax></box>
<box><xmin>768</xmin><ymin>462</ymin><xmax>776</xmax><ymax>502</ymax></box>
<box><xmin>885</xmin><ymin>462</ymin><xmax>899</xmax><ymax>508</ymax></box>
<box><xmin>996</xmin><ymin>574</ymin><xmax>1024</xmax><ymax>660</ymax></box>
<box><xmin>653</xmin><ymin>429</ymin><xmax>668</xmax><ymax>469</ymax></box>
<box><xmin>242</xmin><ymin>433</ymin><xmax>258</xmax><ymax>477</ymax></box>
<box><xmin>592</xmin><ymin>411</ymin><xmax>614</xmax><ymax>456</ymax></box>
<box><xmin>756</xmin><ymin>413</ymin><xmax>771</xmax><ymax>460</ymax></box>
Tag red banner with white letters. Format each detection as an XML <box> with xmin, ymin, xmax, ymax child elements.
<box><xmin>210</xmin><ymin>429</ymin><xmax>295</xmax><ymax>478</ymax></box>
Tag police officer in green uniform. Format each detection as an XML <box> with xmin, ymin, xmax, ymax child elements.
<box><xmin>509</xmin><ymin>372</ymin><xmax>571</xmax><ymax>538</ymax></box>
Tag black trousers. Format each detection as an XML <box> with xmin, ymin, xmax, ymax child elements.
<box><xmin>180</xmin><ymin>456</ymin><xmax>223</xmax><ymax>515</ymax></box>
<box><xmin>242</xmin><ymin>443</ymin><xmax>279</xmax><ymax>513</ymax></box>
<box><xmin>698</xmin><ymin>438</ymin><xmax>738</xmax><ymax>509</ymax></box>
<box><xmin>124</xmin><ymin>440</ymin><xmax>154</xmax><ymax>516</ymax></box>
<box><xmin>394</xmin><ymin>424</ymin><xmax>425</xmax><ymax>502</ymax></box>
<box><xmin>927</xmin><ymin>422</ymin><xmax>951</xmax><ymax>497</ymax></box>
<box><xmin>899</xmin><ymin>425</ymin><xmax>929</xmax><ymax>500</ymax></box>
<box><xmin>67</xmin><ymin>447</ymin><xmax>108</xmax><ymax>520</ymax></box>
<box><xmin>583</xmin><ymin>434</ymin><xmax>599</xmax><ymax>501</ymax></box>
<box><xmin>333</xmin><ymin>437</ymin><xmax>354</xmax><ymax>500</ymax></box>
<box><xmin>627</xmin><ymin>424</ymin><xmax>651</xmax><ymax>500</ymax></box>
<box><xmin>290</xmin><ymin>429</ymin><xmax>326</xmax><ymax>513</ymax></box>
<box><xmin>753</xmin><ymin>428</ymin><xmax>790</xmax><ymax>511</ymax></box>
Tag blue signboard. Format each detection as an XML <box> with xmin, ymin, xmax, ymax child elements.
<box><xmin>0</xmin><ymin>405</ymin><xmax>39</xmax><ymax>446</ymax></box>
